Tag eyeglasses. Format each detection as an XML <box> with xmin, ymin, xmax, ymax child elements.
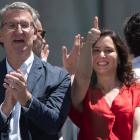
<box><xmin>1</xmin><ymin>22</ymin><xmax>34</xmax><ymax>31</ymax></box>
<box><xmin>38</xmin><ymin>30</ymin><xmax>46</xmax><ymax>39</ymax></box>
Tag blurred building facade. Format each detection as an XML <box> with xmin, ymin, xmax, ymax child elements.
<box><xmin>1</xmin><ymin>0</ymin><xmax>140</xmax><ymax>66</ymax></box>
<box><xmin>0</xmin><ymin>0</ymin><xmax>140</xmax><ymax>139</ymax></box>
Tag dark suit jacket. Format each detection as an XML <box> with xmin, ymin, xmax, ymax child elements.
<box><xmin>0</xmin><ymin>54</ymin><xmax>71</xmax><ymax>140</ymax></box>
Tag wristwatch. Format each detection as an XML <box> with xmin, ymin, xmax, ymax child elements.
<box><xmin>24</xmin><ymin>98</ymin><xmax>33</xmax><ymax>108</ymax></box>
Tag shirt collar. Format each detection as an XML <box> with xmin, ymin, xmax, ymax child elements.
<box><xmin>6</xmin><ymin>52</ymin><xmax>34</xmax><ymax>74</ymax></box>
<box><xmin>132</xmin><ymin>56</ymin><xmax>140</xmax><ymax>64</ymax></box>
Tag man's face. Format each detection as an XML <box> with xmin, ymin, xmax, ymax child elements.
<box><xmin>33</xmin><ymin>19</ymin><xmax>46</xmax><ymax>59</ymax></box>
<box><xmin>0</xmin><ymin>10</ymin><xmax>37</xmax><ymax>57</ymax></box>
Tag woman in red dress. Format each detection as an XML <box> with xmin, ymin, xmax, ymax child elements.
<box><xmin>68</xmin><ymin>17</ymin><xmax>140</xmax><ymax>140</ymax></box>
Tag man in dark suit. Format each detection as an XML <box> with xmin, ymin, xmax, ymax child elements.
<box><xmin>0</xmin><ymin>2</ymin><xmax>71</xmax><ymax>140</ymax></box>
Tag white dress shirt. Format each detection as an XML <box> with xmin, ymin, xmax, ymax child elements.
<box><xmin>132</xmin><ymin>56</ymin><xmax>140</xmax><ymax>82</ymax></box>
<box><xmin>0</xmin><ymin>52</ymin><xmax>34</xmax><ymax>140</ymax></box>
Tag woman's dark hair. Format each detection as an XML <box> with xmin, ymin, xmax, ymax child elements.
<box><xmin>123</xmin><ymin>12</ymin><xmax>140</xmax><ymax>57</ymax></box>
<box><xmin>90</xmin><ymin>29</ymin><xmax>137</xmax><ymax>89</ymax></box>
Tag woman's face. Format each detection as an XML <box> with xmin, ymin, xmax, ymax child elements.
<box><xmin>92</xmin><ymin>36</ymin><xmax>119</xmax><ymax>76</ymax></box>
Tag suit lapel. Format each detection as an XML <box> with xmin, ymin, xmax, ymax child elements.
<box><xmin>27</xmin><ymin>55</ymin><xmax>43</xmax><ymax>93</ymax></box>
<box><xmin>0</xmin><ymin>55</ymin><xmax>43</xmax><ymax>101</ymax></box>
<box><xmin>0</xmin><ymin>58</ymin><xmax>7</xmax><ymax>104</ymax></box>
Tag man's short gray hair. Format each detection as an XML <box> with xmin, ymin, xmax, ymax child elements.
<box><xmin>0</xmin><ymin>2</ymin><xmax>40</xmax><ymax>28</ymax></box>
<box><xmin>0</xmin><ymin>2</ymin><xmax>40</xmax><ymax>47</ymax></box>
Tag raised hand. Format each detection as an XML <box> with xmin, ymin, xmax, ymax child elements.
<box><xmin>62</xmin><ymin>34</ymin><xmax>84</xmax><ymax>76</ymax></box>
<box><xmin>42</xmin><ymin>44</ymin><xmax>50</xmax><ymax>62</ymax></box>
<box><xmin>86</xmin><ymin>16</ymin><xmax>101</xmax><ymax>46</ymax></box>
<box><xmin>70</xmin><ymin>17</ymin><xmax>101</xmax><ymax>112</ymax></box>
<box><xmin>3</xmin><ymin>69</ymin><xmax>32</xmax><ymax>107</ymax></box>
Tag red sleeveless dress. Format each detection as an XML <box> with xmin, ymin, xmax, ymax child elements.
<box><xmin>69</xmin><ymin>84</ymin><xmax>140</xmax><ymax>140</ymax></box>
